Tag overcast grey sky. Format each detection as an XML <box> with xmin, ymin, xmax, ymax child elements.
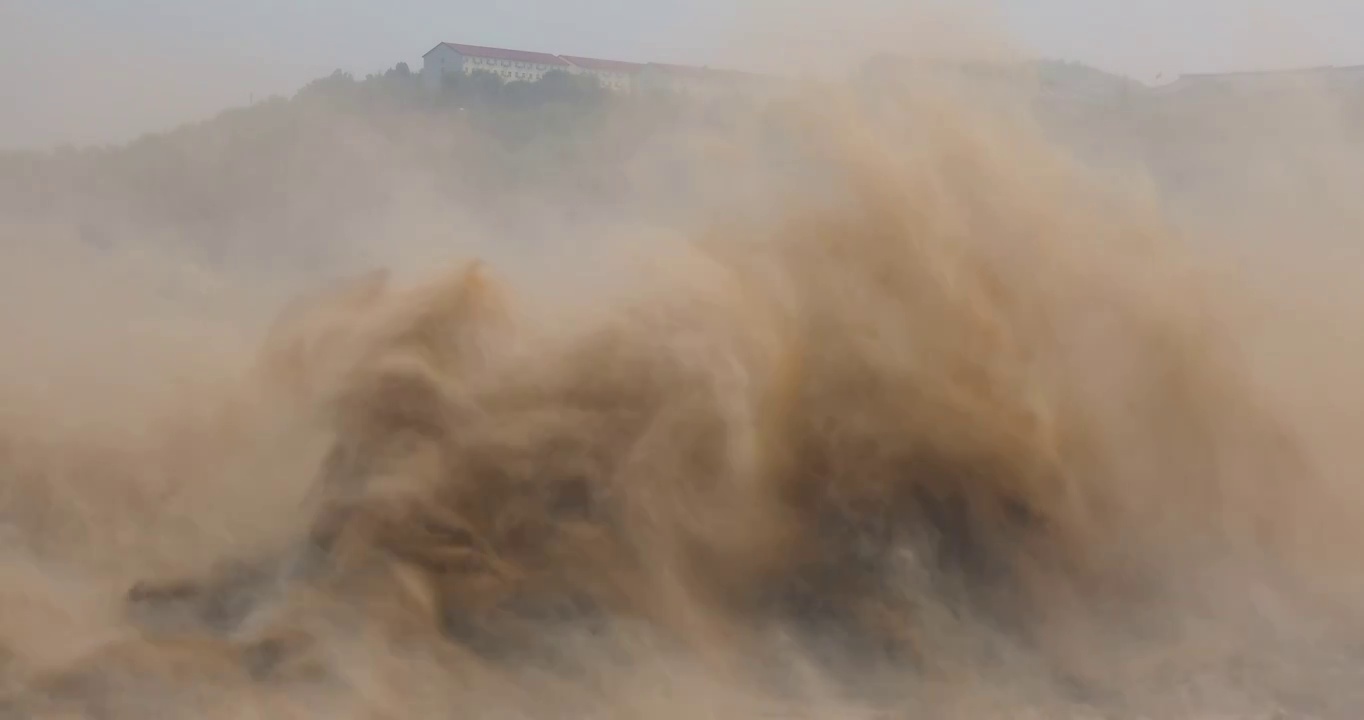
<box><xmin>3</xmin><ymin>0</ymin><xmax>1364</xmax><ymax>150</ymax></box>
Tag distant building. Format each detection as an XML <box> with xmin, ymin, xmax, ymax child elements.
<box><xmin>421</xmin><ymin>42</ymin><xmax>573</xmax><ymax>90</ymax></box>
<box><xmin>1153</xmin><ymin>65</ymin><xmax>1364</xmax><ymax>98</ymax></box>
<box><xmin>637</xmin><ymin>63</ymin><xmax>772</xmax><ymax>99</ymax></box>
<box><xmin>418</xmin><ymin>40</ymin><xmax>784</xmax><ymax>99</ymax></box>
<box><xmin>859</xmin><ymin>54</ymin><xmax>1143</xmax><ymax>105</ymax></box>
<box><xmin>560</xmin><ymin>55</ymin><xmax>644</xmax><ymax>92</ymax></box>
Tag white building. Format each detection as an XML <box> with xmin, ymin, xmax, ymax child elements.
<box><xmin>418</xmin><ymin>41</ymin><xmax>785</xmax><ymax>99</ymax></box>
<box><xmin>1153</xmin><ymin>65</ymin><xmax>1364</xmax><ymax>98</ymax></box>
<box><xmin>421</xmin><ymin>42</ymin><xmax>573</xmax><ymax>90</ymax></box>
<box><xmin>560</xmin><ymin>55</ymin><xmax>644</xmax><ymax>92</ymax></box>
<box><xmin>636</xmin><ymin>63</ymin><xmax>772</xmax><ymax>100</ymax></box>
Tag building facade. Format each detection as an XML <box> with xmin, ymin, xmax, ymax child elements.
<box><xmin>560</xmin><ymin>55</ymin><xmax>644</xmax><ymax>92</ymax></box>
<box><xmin>1153</xmin><ymin>65</ymin><xmax>1364</xmax><ymax>98</ymax></box>
<box><xmin>420</xmin><ymin>41</ymin><xmax>783</xmax><ymax>99</ymax></box>
<box><xmin>636</xmin><ymin>63</ymin><xmax>771</xmax><ymax>100</ymax></box>
<box><xmin>421</xmin><ymin>42</ymin><xmax>573</xmax><ymax>90</ymax></box>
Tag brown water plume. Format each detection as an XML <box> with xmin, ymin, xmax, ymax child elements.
<box><xmin>2</xmin><ymin>80</ymin><xmax>1364</xmax><ymax>719</ymax></box>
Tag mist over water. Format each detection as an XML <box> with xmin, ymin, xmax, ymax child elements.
<box><xmin>4</xmin><ymin>14</ymin><xmax>1364</xmax><ymax>719</ymax></box>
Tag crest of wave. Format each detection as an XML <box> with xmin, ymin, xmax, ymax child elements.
<box><xmin>3</xmin><ymin>88</ymin><xmax>1362</xmax><ymax>719</ymax></box>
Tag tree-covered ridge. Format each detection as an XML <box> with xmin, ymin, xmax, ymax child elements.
<box><xmin>5</xmin><ymin>55</ymin><xmax>1359</xmax><ymax>280</ymax></box>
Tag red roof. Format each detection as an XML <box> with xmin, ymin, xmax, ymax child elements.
<box><xmin>1181</xmin><ymin>64</ymin><xmax>1364</xmax><ymax>79</ymax></box>
<box><xmin>645</xmin><ymin>62</ymin><xmax>715</xmax><ymax>78</ymax></box>
<box><xmin>560</xmin><ymin>55</ymin><xmax>644</xmax><ymax>74</ymax></box>
<box><xmin>428</xmin><ymin>42</ymin><xmax>570</xmax><ymax>67</ymax></box>
<box><xmin>644</xmin><ymin>63</ymin><xmax>762</xmax><ymax>82</ymax></box>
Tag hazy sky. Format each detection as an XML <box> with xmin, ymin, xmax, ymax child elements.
<box><xmin>3</xmin><ymin>0</ymin><xmax>1364</xmax><ymax>150</ymax></box>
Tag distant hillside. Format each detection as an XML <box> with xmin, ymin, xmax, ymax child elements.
<box><xmin>4</xmin><ymin>55</ymin><xmax>1361</xmax><ymax>286</ymax></box>
<box><xmin>1033</xmin><ymin>58</ymin><xmax>1148</xmax><ymax>97</ymax></box>
<box><xmin>0</xmin><ymin>63</ymin><xmax>780</xmax><ymax>278</ymax></box>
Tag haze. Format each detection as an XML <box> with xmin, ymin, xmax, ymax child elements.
<box><xmin>4</xmin><ymin>0</ymin><xmax>1364</xmax><ymax>150</ymax></box>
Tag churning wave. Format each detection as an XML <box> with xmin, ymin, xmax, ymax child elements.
<box><xmin>2</xmin><ymin>87</ymin><xmax>1362</xmax><ymax>720</ymax></box>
